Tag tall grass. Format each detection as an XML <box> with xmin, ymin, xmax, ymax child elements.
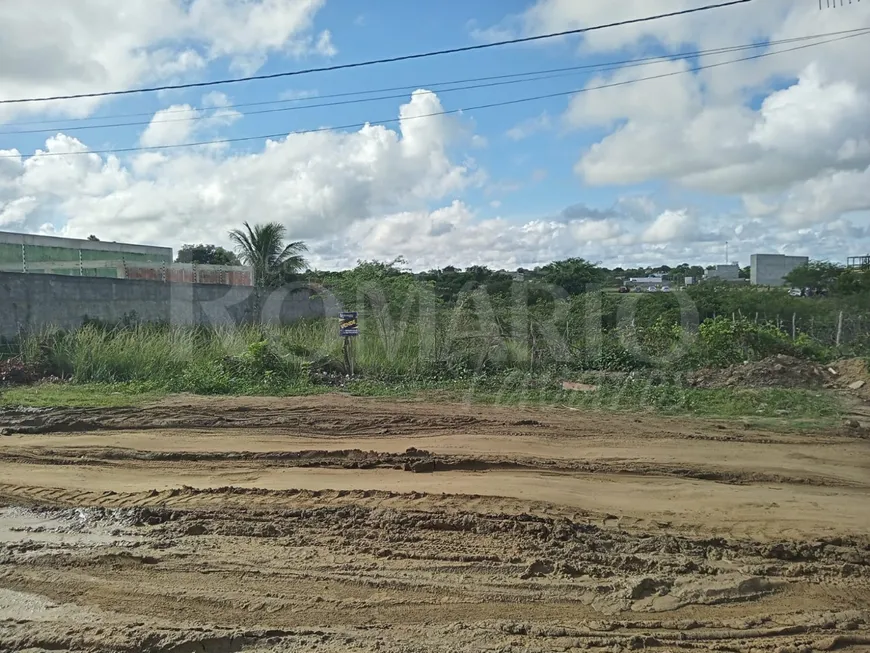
<box><xmin>7</xmin><ymin>309</ymin><xmax>863</xmax><ymax>396</ymax></box>
<box><xmin>0</xmin><ymin>316</ymin><xmax>849</xmax><ymax>424</ymax></box>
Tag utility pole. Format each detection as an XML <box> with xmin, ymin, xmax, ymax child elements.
<box><xmin>725</xmin><ymin>241</ymin><xmax>729</xmax><ymax>264</ymax></box>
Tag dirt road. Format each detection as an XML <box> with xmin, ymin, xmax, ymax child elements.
<box><xmin>1</xmin><ymin>394</ymin><xmax>869</xmax><ymax>651</ymax></box>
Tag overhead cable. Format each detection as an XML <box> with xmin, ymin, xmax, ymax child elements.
<box><xmin>4</xmin><ymin>27</ymin><xmax>867</xmax><ymax>137</ymax></box>
<box><xmin>0</xmin><ymin>0</ymin><xmax>754</xmax><ymax>105</ymax></box>
<box><xmin>4</xmin><ymin>28</ymin><xmax>865</xmax><ymax>160</ymax></box>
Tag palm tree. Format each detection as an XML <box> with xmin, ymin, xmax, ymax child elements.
<box><xmin>228</xmin><ymin>221</ymin><xmax>308</xmax><ymax>287</ymax></box>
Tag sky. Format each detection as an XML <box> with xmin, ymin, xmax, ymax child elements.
<box><xmin>1</xmin><ymin>0</ymin><xmax>870</xmax><ymax>271</ymax></box>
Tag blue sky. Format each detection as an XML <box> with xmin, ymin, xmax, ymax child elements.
<box><xmin>1</xmin><ymin>0</ymin><xmax>870</xmax><ymax>270</ymax></box>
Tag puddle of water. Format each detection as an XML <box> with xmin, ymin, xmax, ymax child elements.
<box><xmin>0</xmin><ymin>507</ymin><xmax>142</xmax><ymax>546</ymax></box>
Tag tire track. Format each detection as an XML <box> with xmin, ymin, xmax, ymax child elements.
<box><xmin>0</xmin><ymin>446</ymin><xmax>864</xmax><ymax>488</ymax></box>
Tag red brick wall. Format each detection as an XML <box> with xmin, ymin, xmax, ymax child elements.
<box><xmin>124</xmin><ymin>264</ymin><xmax>253</xmax><ymax>286</ymax></box>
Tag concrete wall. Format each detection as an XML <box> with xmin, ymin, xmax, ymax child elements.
<box><xmin>0</xmin><ymin>260</ymin><xmax>255</xmax><ymax>286</ymax></box>
<box><xmin>750</xmin><ymin>254</ymin><xmax>809</xmax><ymax>286</ymax></box>
<box><xmin>0</xmin><ymin>230</ymin><xmax>172</xmax><ymax>279</ymax></box>
<box><xmin>0</xmin><ymin>230</ymin><xmax>172</xmax><ymax>259</ymax></box>
<box><xmin>705</xmin><ymin>264</ymin><xmax>740</xmax><ymax>281</ymax></box>
<box><xmin>0</xmin><ymin>271</ymin><xmax>333</xmax><ymax>338</ymax></box>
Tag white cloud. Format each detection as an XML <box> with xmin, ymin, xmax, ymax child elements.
<box><xmin>201</xmin><ymin>92</ymin><xmax>232</xmax><ymax>108</ymax></box>
<box><xmin>0</xmin><ymin>91</ymin><xmax>478</xmax><ymax>250</ymax></box>
<box><xmin>571</xmin><ymin>218</ymin><xmax>624</xmax><ymax>242</ymax></box>
<box><xmin>138</xmin><ymin>100</ymin><xmax>243</xmax><ymax>148</ymax></box>
<box><xmin>308</xmin><ymin>201</ymin><xmax>868</xmax><ymax>271</ymax></box>
<box><xmin>314</xmin><ymin>30</ymin><xmax>337</xmax><ymax>57</ymax></box>
<box><xmin>506</xmin><ymin>112</ymin><xmax>552</xmax><ymax>140</ymax></box>
<box><xmin>4</xmin><ymin>1</ymin><xmax>870</xmax><ymax>270</ymax></box>
<box><xmin>575</xmin><ymin>60</ymin><xmax>870</xmax><ymax>191</ymax></box>
<box><xmin>3</xmin><ymin>119</ymin><xmax>867</xmax><ymax>268</ymax></box>
<box><xmin>642</xmin><ymin>210</ymin><xmax>697</xmax><ymax>244</ymax></box>
<box><xmin>518</xmin><ymin>0</ymin><xmax>833</xmax><ymax>61</ymax></box>
<box><xmin>139</xmin><ymin>105</ymin><xmax>200</xmax><ymax>148</ymax></box>
<box><xmin>0</xmin><ymin>197</ymin><xmax>38</xmax><ymax>227</ymax></box>
<box><xmin>186</xmin><ymin>0</ymin><xmax>333</xmax><ymax>64</ymax></box>
<box><xmin>775</xmin><ymin>165</ymin><xmax>870</xmax><ymax>227</ymax></box>
<box><xmin>313</xmin><ymin>201</ymin><xmax>569</xmax><ymax>270</ymax></box>
<box><xmin>506</xmin><ymin>0</ymin><xmax>870</xmax><ymax>237</ymax></box>
<box><xmin>0</xmin><ymin>0</ymin><xmax>332</xmax><ymax>122</ymax></box>
<box><xmin>565</xmin><ymin>59</ymin><xmax>702</xmax><ymax>129</ymax></box>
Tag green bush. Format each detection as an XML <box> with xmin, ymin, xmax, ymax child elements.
<box><xmin>691</xmin><ymin>316</ymin><xmax>803</xmax><ymax>367</ymax></box>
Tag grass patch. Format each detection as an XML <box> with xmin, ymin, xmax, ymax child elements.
<box><xmin>0</xmin><ymin>376</ymin><xmax>845</xmax><ymax>430</ymax></box>
<box><xmin>349</xmin><ymin>375</ymin><xmax>844</xmax><ymax>425</ymax></box>
<box><xmin>0</xmin><ymin>381</ymin><xmax>168</xmax><ymax>408</ymax></box>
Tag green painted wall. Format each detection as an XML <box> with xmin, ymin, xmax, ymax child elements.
<box><xmin>0</xmin><ymin>242</ymin><xmax>168</xmax><ymax>273</ymax></box>
<box><xmin>0</xmin><ymin>243</ymin><xmax>23</xmax><ymax>265</ymax></box>
<box><xmin>80</xmin><ymin>248</ymin><xmax>166</xmax><ymax>263</ymax></box>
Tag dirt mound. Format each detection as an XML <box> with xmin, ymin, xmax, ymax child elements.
<box><xmin>0</xmin><ymin>358</ymin><xmax>45</xmax><ymax>387</ymax></box>
<box><xmin>834</xmin><ymin>358</ymin><xmax>870</xmax><ymax>400</ymax></box>
<box><xmin>687</xmin><ymin>355</ymin><xmax>836</xmax><ymax>390</ymax></box>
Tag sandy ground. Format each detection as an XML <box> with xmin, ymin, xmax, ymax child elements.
<box><xmin>1</xmin><ymin>394</ymin><xmax>869</xmax><ymax>652</ymax></box>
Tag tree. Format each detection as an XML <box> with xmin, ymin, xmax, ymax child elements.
<box><xmin>784</xmin><ymin>261</ymin><xmax>843</xmax><ymax>292</ymax></box>
<box><xmin>834</xmin><ymin>269</ymin><xmax>866</xmax><ymax>296</ymax></box>
<box><xmin>228</xmin><ymin>221</ymin><xmax>308</xmax><ymax>287</ymax></box>
<box><xmin>176</xmin><ymin>243</ymin><xmax>240</xmax><ymax>266</ymax></box>
<box><xmin>87</xmin><ymin>235</ymin><xmax>100</xmax><ymax>241</ymax></box>
<box><xmin>536</xmin><ymin>258</ymin><xmax>608</xmax><ymax>295</ymax></box>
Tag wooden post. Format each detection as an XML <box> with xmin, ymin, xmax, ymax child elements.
<box><xmin>339</xmin><ymin>311</ymin><xmax>359</xmax><ymax>375</ymax></box>
<box><xmin>792</xmin><ymin>313</ymin><xmax>796</xmax><ymax>340</ymax></box>
<box><xmin>836</xmin><ymin>311</ymin><xmax>843</xmax><ymax>347</ymax></box>
<box><xmin>755</xmin><ymin>312</ymin><xmax>758</xmax><ymax>324</ymax></box>
<box><xmin>343</xmin><ymin>337</ymin><xmax>352</xmax><ymax>375</ymax></box>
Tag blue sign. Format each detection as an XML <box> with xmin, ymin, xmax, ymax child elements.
<box><xmin>339</xmin><ymin>311</ymin><xmax>359</xmax><ymax>337</ymax></box>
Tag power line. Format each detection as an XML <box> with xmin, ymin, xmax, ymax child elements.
<box><xmin>11</xmin><ymin>25</ymin><xmax>847</xmax><ymax>128</ymax></box>
<box><xmin>4</xmin><ymin>27</ymin><xmax>867</xmax><ymax>136</ymax></box>
<box><xmin>4</xmin><ymin>29</ymin><xmax>865</xmax><ymax>160</ymax></box>
<box><xmin>0</xmin><ymin>0</ymin><xmax>754</xmax><ymax>106</ymax></box>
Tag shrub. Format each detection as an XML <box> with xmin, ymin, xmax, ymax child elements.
<box><xmin>693</xmin><ymin>316</ymin><xmax>797</xmax><ymax>367</ymax></box>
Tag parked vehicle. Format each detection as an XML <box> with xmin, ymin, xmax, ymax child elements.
<box><xmin>618</xmin><ymin>286</ymin><xmax>630</xmax><ymax>293</ymax></box>
<box><xmin>788</xmin><ymin>288</ymin><xmax>802</xmax><ymax>297</ymax></box>
<box><xmin>660</xmin><ymin>285</ymin><xmax>671</xmax><ymax>293</ymax></box>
